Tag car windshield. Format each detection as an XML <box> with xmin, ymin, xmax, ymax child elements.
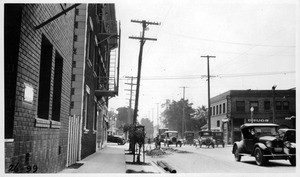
<box><xmin>254</xmin><ymin>127</ymin><xmax>278</xmax><ymax>137</ymax></box>
<box><xmin>201</xmin><ymin>132</ymin><xmax>212</xmax><ymax>136</ymax></box>
<box><xmin>167</xmin><ymin>132</ymin><xmax>178</xmax><ymax>137</ymax></box>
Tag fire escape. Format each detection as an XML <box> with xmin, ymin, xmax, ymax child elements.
<box><xmin>95</xmin><ymin>4</ymin><xmax>120</xmax><ymax>98</ymax></box>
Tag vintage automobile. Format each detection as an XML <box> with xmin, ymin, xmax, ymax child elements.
<box><xmin>163</xmin><ymin>131</ymin><xmax>183</xmax><ymax>147</ymax></box>
<box><xmin>278</xmin><ymin>128</ymin><xmax>296</xmax><ymax>143</ymax></box>
<box><xmin>197</xmin><ymin>131</ymin><xmax>216</xmax><ymax>148</ymax></box>
<box><xmin>232</xmin><ymin>123</ymin><xmax>296</xmax><ymax>166</ymax></box>
<box><xmin>159</xmin><ymin>128</ymin><xmax>169</xmax><ymax>143</ymax></box>
<box><xmin>183</xmin><ymin>131</ymin><xmax>195</xmax><ymax>145</ymax></box>
<box><xmin>212</xmin><ymin>131</ymin><xmax>225</xmax><ymax>147</ymax></box>
<box><xmin>107</xmin><ymin>135</ymin><xmax>126</xmax><ymax>145</ymax></box>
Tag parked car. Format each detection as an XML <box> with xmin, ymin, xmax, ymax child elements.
<box><xmin>278</xmin><ymin>128</ymin><xmax>296</xmax><ymax>143</ymax></box>
<box><xmin>183</xmin><ymin>131</ymin><xmax>195</xmax><ymax>145</ymax></box>
<box><xmin>232</xmin><ymin>123</ymin><xmax>296</xmax><ymax>166</ymax></box>
<box><xmin>197</xmin><ymin>131</ymin><xmax>216</xmax><ymax>148</ymax></box>
<box><xmin>212</xmin><ymin>131</ymin><xmax>225</xmax><ymax>147</ymax></box>
<box><xmin>107</xmin><ymin>135</ymin><xmax>126</xmax><ymax>145</ymax></box>
<box><xmin>163</xmin><ymin>131</ymin><xmax>183</xmax><ymax>147</ymax></box>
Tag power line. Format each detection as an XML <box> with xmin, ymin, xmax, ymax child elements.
<box><xmin>119</xmin><ymin>71</ymin><xmax>295</xmax><ymax>80</ymax></box>
<box><xmin>163</xmin><ymin>32</ymin><xmax>295</xmax><ymax>48</ymax></box>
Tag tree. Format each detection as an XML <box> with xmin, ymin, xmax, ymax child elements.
<box><xmin>161</xmin><ymin>99</ymin><xmax>194</xmax><ymax>136</ymax></box>
<box><xmin>116</xmin><ymin>107</ymin><xmax>134</xmax><ymax>129</ymax></box>
<box><xmin>140</xmin><ymin>118</ymin><xmax>154</xmax><ymax>138</ymax></box>
<box><xmin>161</xmin><ymin>99</ymin><xmax>208</xmax><ymax>135</ymax></box>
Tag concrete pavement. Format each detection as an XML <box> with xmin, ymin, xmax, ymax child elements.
<box><xmin>59</xmin><ymin>142</ymin><xmax>164</xmax><ymax>173</ymax></box>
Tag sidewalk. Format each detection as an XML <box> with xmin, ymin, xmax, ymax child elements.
<box><xmin>59</xmin><ymin>143</ymin><xmax>164</xmax><ymax>173</ymax></box>
<box><xmin>60</xmin><ymin>143</ymin><xmax>126</xmax><ymax>173</ymax></box>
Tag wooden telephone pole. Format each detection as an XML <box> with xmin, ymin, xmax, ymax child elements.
<box><xmin>129</xmin><ymin>20</ymin><xmax>160</xmax><ymax>125</ymax></box>
<box><xmin>201</xmin><ymin>55</ymin><xmax>216</xmax><ymax>131</ymax></box>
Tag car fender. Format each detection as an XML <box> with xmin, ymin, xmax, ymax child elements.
<box><xmin>232</xmin><ymin>141</ymin><xmax>243</xmax><ymax>154</ymax></box>
<box><xmin>255</xmin><ymin>143</ymin><xmax>268</xmax><ymax>151</ymax></box>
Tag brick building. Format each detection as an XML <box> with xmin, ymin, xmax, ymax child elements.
<box><xmin>210</xmin><ymin>89</ymin><xmax>296</xmax><ymax>144</ymax></box>
<box><xmin>4</xmin><ymin>4</ymin><xmax>76</xmax><ymax>172</ymax></box>
<box><xmin>4</xmin><ymin>3</ymin><xmax>120</xmax><ymax>173</ymax></box>
<box><xmin>69</xmin><ymin>4</ymin><xmax>120</xmax><ymax>162</ymax></box>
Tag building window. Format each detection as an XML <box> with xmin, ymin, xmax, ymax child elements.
<box><xmin>93</xmin><ymin>102</ymin><xmax>97</xmax><ymax>131</ymax></box>
<box><xmin>249</xmin><ymin>101</ymin><xmax>259</xmax><ymax>112</ymax></box>
<box><xmin>87</xmin><ymin>30</ymin><xmax>93</xmax><ymax>61</ymax></box>
<box><xmin>51</xmin><ymin>51</ymin><xmax>63</xmax><ymax>122</ymax></box>
<box><xmin>223</xmin><ymin>103</ymin><xmax>225</xmax><ymax>113</ymax></box>
<box><xmin>37</xmin><ymin>36</ymin><xmax>53</xmax><ymax>119</ymax></box>
<box><xmin>83</xmin><ymin>87</ymin><xmax>90</xmax><ymax>131</ymax></box>
<box><xmin>283</xmin><ymin>101</ymin><xmax>289</xmax><ymax>110</ymax></box>
<box><xmin>264</xmin><ymin>101</ymin><xmax>270</xmax><ymax>110</ymax></box>
<box><xmin>217</xmin><ymin>120</ymin><xmax>220</xmax><ymax>127</ymax></box>
<box><xmin>213</xmin><ymin>106</ymin><xmax>215</xmax><ymax>115</ymax></box>
<box><xmin>236</xmin><ymin>101</ymin><xmax>245</xmax><ymax>112</ymax></box>
<box><xmin>210</xmin><ymin>107</ymin><xmax>212</xmax><ymax>116</ymax></box>
<box><xmin>219</xmin><ymin>104</ymin><xmax>222</xmax><ymax>114</ymax></box>
<box><xmin>216</xmin><ymin>105</ymin><xmax>218</xmax><ymax>115</ymax></box>
<box><xmin>276</xmin><ymin>101</ymin><xmax>282</xmax><ymax>110</ymax></box>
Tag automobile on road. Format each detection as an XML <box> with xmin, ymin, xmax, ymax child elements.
<box><xmin>212</xmin><ymin>131</ymin><xmax>225</xmax><ymax>147</ymax></box>
<box><xmin>232</xmin><ymin>123</ymin><xmax>296</xmax><ymax>166</ymax></box>
<box><xmin>183</xmin><ymin>131</ymin><xmax>194</xmax><ymax>145</ymax></box>
<box><xmin>107</xmin><ymin>135</ymin><xmax>126</xmax><ymax>145</ymax></box>
<box><xmin>163</xmin><ymin>131</ymin><xmax>183</xmax><ymax>147</ymax></box>
<box><xmin>197</xmin><ymin>130</ymin><xmax>216</xmax><ymax>148</ymax></box>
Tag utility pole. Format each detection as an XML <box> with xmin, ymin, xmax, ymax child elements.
<box><xmin>156</xmin><ymin>103</ymin><xmax>160</xmax><ymax>133</ymax></box>
<box><xmin>125</xmin><ymin>76</ymin><xmax>136</xmax><ymax>123</ymax></box>
<box><xmin>180</xmin><ymin>86</ymin><xmax>188</xmax><ymax>138</ymax></box>
<box><xmin>201</xmin><ymin>55</ymin><xmax>216</xmax><ymax>131</ymax></box>
<box><xmin>129</xmin><ymin>20</ymin><xmax>160</xmax><ymax>125</ymax></box>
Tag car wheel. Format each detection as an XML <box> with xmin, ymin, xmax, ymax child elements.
<box><xmin>234</xmin><ymin>146</ymin><xmax>241</xmax><ymax>162</ymax></box>
<box><xmin>289</xmin><ymin>156</ymin><xmax>296</xmax><ymax>166</ymax></box>
<box><xmin>254</xmin><ymin>147</ymin><xmax>267</xmax><ymax>166</ymax></box>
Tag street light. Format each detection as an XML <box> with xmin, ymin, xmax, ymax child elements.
<box><xmin>250</xmin><ymin>107</ymin><xmax>254</xmax><ymax>123</ymax></box>
<box><xmin>272</xmin><ymin>85</ymin><xmax>277</xmax><ymax>123</ymax></box>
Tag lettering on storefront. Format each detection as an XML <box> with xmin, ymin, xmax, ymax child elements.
<box><xmin>247</xmin><ymin>118</ymin><xmax>270</xmax><ymax>123</ymax></box>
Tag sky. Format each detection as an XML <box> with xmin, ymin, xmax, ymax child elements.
<box><xmin>107</xmin><ymin>0</ymin><xmax>298</xmax><ymax>125</ymax></box>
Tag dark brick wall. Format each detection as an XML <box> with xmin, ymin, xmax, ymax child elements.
<box><xmin>80</xmin><ymin>4</ymin><xmax>98</xmax><ymax>160</ymax></box>
<box><xmin>5</xmin><ymin>4</ymin><xmax>75</xmax><ymax>173</ymax></box>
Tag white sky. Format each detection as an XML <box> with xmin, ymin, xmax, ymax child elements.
<box><xmin>108</xmin><ymin>0</ymin><xmax>298</xmax><ymax>124</ymax></box>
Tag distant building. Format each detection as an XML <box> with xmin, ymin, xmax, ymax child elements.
<box><xmin>210</xmin><ymin>89</ymin><xmax>296</xmax><ymax>144</ymax></box>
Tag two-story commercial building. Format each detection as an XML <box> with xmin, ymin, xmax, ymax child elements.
<box><xmin>210</xmin><ymin>89</ymin><xmax>296</xmax><ymax>144</ymax></box>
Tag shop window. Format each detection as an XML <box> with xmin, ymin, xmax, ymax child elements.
<box><xmin>236</xmin><ymin>101</ymin><xmax>245</xmax><ymax>112</ymax></box>
<box><xmin>37</xmin><ymin>36</ymin><xmax>53</xmax><ymax>119</ymax></box>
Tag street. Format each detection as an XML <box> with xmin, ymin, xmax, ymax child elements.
<box><xmin>146</xmin><ymin>144</ymin><xmax>296</xmax><ymax>173</ymax></box>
